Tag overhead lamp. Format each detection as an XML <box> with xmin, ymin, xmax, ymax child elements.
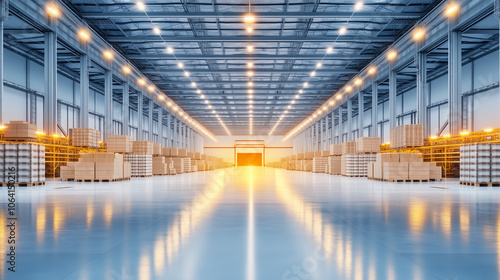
<box><xmin>247</xmin><ymin>45</ymin><xmax>254</xmax><ymax>53</ymax></box>
<box><xmin>201</xmin><ymin>95</ymin><xmax>205</xmax><ymax>99</ymax></box>
<box><xmin>167</xmin><ymin>101</ymin><xmax>172</xmax><ymax>107</ymax></box>
<box><xmin>336</xmin><ymin>94</ymin><xmax>343</xmax><ymax>100</ymax></box>
<box><xmin>329</xmin><ymin>100</ymin><xmax>334</xmax><ymax>106</ymax></box>
<box><xmin>177</xmin><ymin>62</ymin><xmax>184</xmax><ymax>68</ymax></box>
<box><xmin>284</xmin><ymin>110</ymin><xmax>288</xmax><ymax>114</ymax></box>
<box><xmin>444</xmin><ymin>2</ymin><xmax>460</xmax><ymax>18</ymax></box>
<box><xmin>122</xmin><ymin>65</ymin><xmax>132</xmax><ymax>75</ymax></box>
<box><xmin>310</xmin><ymin>71</ymin><xmax>316</xmax><ymax>77</ymax></box>
<box><xmin>316</xmin><ymin>62</ymin><xmax>322</xmax><ymax>68</ymax></box>
<box><xmin>247</xmin><ymin>26</ymin><xmax>253</xmax><ymax>34</ymax></box>
<box><xmin>249</xmin><ymin>95</ymin><xmax>254</xmax><ymax>99</ymax></box>
<box><xmin>346</xmin><ymin>86</ymin><xmax>353</xmax><ymax>92</ymax></box>
<box><xmin>157</xmin><ymin>95</ymin><xmax>165</xmax><ymax>100</ymax></box>
<box><xmin>412</xmin><ymin>27</ymin><xmax>426</xmax><ymax>41</ymax></box>
<box><xmin>354</xmin><ymin>78</ymin><xmax>363</xmax><ymax>86</ymax></box>
<box><xmin>204</xmin><ymin>100</ymin><xmax>209</xmax><ymax>104</ymax></box>
<box><xmin>247</xmin><ymin>62</ymin><xmax>254</xmax><ymax>68</ymax></box>
<box><xmin>208</xmin><ymin>105</ymin><xmax>213</xmax><ymax>109</ymax></box>
<box><xmin>326</xmin><ymin>47</ymin><xmax>334</xmax><ymax>54</ymax></box>
<box><xmin>339</xmin><ymin>27</ymin><xmax>347</xmax><ymax>35</ymax></box>
<box><xmin>249</xmin><ymin>105</ymin><xmax>253</xmax><ymax>108</ymax></box>
<box><xmin>148</xmin><ymin>85</ymin><xmax>155</xmax><ymax>92</ymax></box>
<box><xmin>173</xmin><ymin>106</ymin><xmax>178</xmax><ymax>111</ymax></box>
<box><xmin>291</xmin><ymin>100</ymin><xmax>296</xmax><ymax>104</ymax></box>
<box><xmin>137</xmin><ymin>78</ymin><xmax>146</xmax><ymax>86</ymax></box>
<box><xmin>184</xmin><ymin>71</ymin><xmax>190</xmax><ymax>77</ymax></box>
<box><xmin>244</xmin><ymin>14</ymin><xmax>256</xmax><ymax>24</ymax></box>
<box><xmin>248</xmin><ymin>89</ymin><xmax>253</xmax><ymax>94</ymax></box>
<box><xmin>166</xmin><ymin>47</ymin><xmax>174</xmax><ymax>54</ymax></box>
<box><xmin>295</xmin><ymin>95</ymin><xmax>299</xmax><ymax>99</ymax></box>
<box><xmin>303</xmin><ymin>82</ymin><xmax>309</xmax><ymax>88</ymax></box>
<box><xmin>386</xmin><ymin>50</ymin><xmax>398</xmax><ymax>61</ymax></box>
<box><xmin>180</xmin><ymin>112</ymin><xmax>184</xmax><ymax>116</ymax></box>
<box><xmin>191</xmin><ymin>82</ymin><xmax>197</xmax><ymax>87</ymax></box>
<box><xmin>247</xmin><ymin>71</ymin><xmax>254</xmax><ymax>77</ymax></box>
<box><xmin>299</xmin><ymin>89</ymin><xmax>304</xmax><ymax>93</ymax></box>
<box><xmin>197</xmin><ymin>89</ymin><xmax>202</xmax><ymax>94</ymax></box>
<box><xmin>248</xmin><ymin>81</ymin><xmax>254</xmax><ymax>87</ymax></box>
<box><xmin>484</xmin><ymin>128</ymin><xmax>493</xmax><ymax>133</ymax></box>
<box><xmin>136</xmin><ymin>1</ymin><xmax>146</xmax><ymax>11</ymax></box>
<box><xmin>354</xmin><ymin>1</ymin><xmax>364</xmax><ymax>11</ymax></box>
<box><xmin>78</xmin><ymin>28</ymin><xmax>91</xmax><ymax>42</ymax></box>
<box><xmin>46</xmin><ymin>2</ymin><xmax>60</xmax><ymax>18</ymax></box>
<box><xmin>212</xmin><ymin>110</ymin><xmax>216</xmax><ymax>114</ymax></box>
<box><xmin>287</xmin><ymin>105</ymin><xmax>292</xmax><ymax>109</ymax></box>
<box><xmin>103</xmin><ymin>50</ymin><xmax>114</xmax><ymax>60</ymax></box>
<box><xmin>322</xmin><ymin>106</ymin><xmax>327</xmax><ymax>111</ymax></box>
<box><xmin>368</xmin><ymin>66</ymin><xmax>377</xmax><ymax>75</ymax></box>
<box><xmin>249</xmin><ymin>110</ymin><xmax>253</xmax><ymax>113</ymax></box>
<box><xmin>460</xmin><ymin>131</ymin><xmax>469</xmax><ymax>135</ymax></box>
<box><xmin>153</xmin><ymin>27</ymin><xmax>161</xmax><ymax>35</ymax></box>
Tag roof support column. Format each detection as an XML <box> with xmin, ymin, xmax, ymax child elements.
<box><xmin>122</xmin><ymin>81</ymin><xmax>129</xmax><ymax>135</ymax></box>
<box><xmin>44</xmin><ymin>23</ymin><xmax>57</xmax><ymax>135</ymax></box>
<box><xmin>148</xmin><ymin>98</ymin><xmax>153</xmax><ymax>141</ymax></box>
<box><xmin>371</xmin><ymin>82</ymin><xmax>378</xmax><ymax>137</ymax></box>
<box><xmin>166</xmin><ymin>113</ymin><xmax>171</xmax><ymax>147</ymax></box>
<box><xmin>104</xmin><ymin>69</ymin><xmax>112</xmax><ymax>140</ymax></box>
<box><xmin>0</xmin><ymin>0</ymin><xmax>8</xmax><ymax>124</ymax></box>
<box><xmin>416</xmin><ymin>51</ymin><xmax>428</xmax><ymax>136</ymax></box>
<box><xmin>338</xmin><ymin>107</ymin><xmax>342</xmax><ymax>143</ymax></box>
<box><xmin>358</xmin><ymin>91</ymin><xmax>364</xmax><ymax>138</ymax></box>
<box><xmin>79</xmin><ymin>52</ymin><xmax>89</xmax><ymax>129</ymax></box>
<box><xmin>347</xmin><ymin>98</ymin><xmax>353</xmax><ymax>141</ymax></box>
<box><xmin>137</xmin><ymin>91</ymin><xmax>143</xmax><ymax>140</ymax></box>
<box><xmin>158</xmin><ymin>108</ymin><xmax>163</xmax><ymax>145</ymax></box>
<box><xmin>448</xmin><ymin>29</ymin><xmax>462</xmax><ymax>136</ymax></box>
<box><xmin>389</xmin><ymin>69</ymin><xmax>397</xmax><ymax>129</ymax></box>
<box><xmin>330</xmin><ymin>111</ymin><xmax>335</xmax><ymax>145</ymax></box>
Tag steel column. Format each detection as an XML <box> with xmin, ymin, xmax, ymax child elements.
<box><xmin>122</xmin><ymin>81</ymin><xmax>129</xmax><ymax>135</ymax></box>
<box><xmin>148</xmin><ymin>98</ymin><xmax>153</xmax><ymax>141</ymax></box>
<box><xmin>44</xmin><ymin>27</ymin><xmax>57</xmax><ymax>135</ymax></box>
<box><xmin>104</xmin><ymin>70</ymin><xmax>113</xmax><ymax>140</ymax></box>
<box><xmin>389</xmin><ymin>69</ymin><xmax>397</xmax><ymax>128</ymax></box>
<box><xmin>79</xmin><ymin>51</ymin><xmax>89</xmax><ymax>128</ymax></box>
<box><xmin>137</xmin><ymin>91</ymin><xmax>143</xmax><ymax>140</ymax></box>
<box><xmin>158</xmin><ymin>107</ymin><xmax>163</xmax><ymax>145</ymax></box>
<box><xmin>330</xmin><ymin>111</ymin><xmax>335</xmax><ymax>145</ymax></box>
<box><xmin>337</xmin><ymin>107</ymin><xmax>342</xmax><ymax>143</ymax></box>
<box><xmin>358</xmin><ymin>91</ymin><xmax>364</xmax><ymax>138</ymax></box>
<box><xmin>371</xmin><ymin>82</ymin><xmax>378</xmax><ymax>137</ymax></box>
<box><xmin>347</xmin><ymin>99</ymin><xmax>352</xmax><ymax>141</ymax></box>
<box><xmin>416</xmin><ymin>51</ymin><xmax>428</xmax><ymax>135</ymax></box>
<box><xmin>0</xmin><ymin>0</ymin><xmax>7</xmax><ymax>124</ymax></box>
<box><xmin>448</xmin><ymin>29</ymin><xmax>462</xmax><ymax>135</ymax></box>
<box><xmin>166</xmin><ymin>113</ymin><xmax>171</xmax><ymax>147</ymax></box>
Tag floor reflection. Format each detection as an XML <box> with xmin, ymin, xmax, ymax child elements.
<box><xmin>0</xmin><ymin>167</ymin><xmax>499</xmax><ymax>279</ymax></box>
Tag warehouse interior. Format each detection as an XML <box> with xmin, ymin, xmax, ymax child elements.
<box><xmin>1</xmin><ymin>0</ymin><xmax>500</xmax><ymax>279</ymax></box>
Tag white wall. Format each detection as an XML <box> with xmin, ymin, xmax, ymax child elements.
<box><xmin>203</xmin><ymin>135</ymin><xmax>293</xmax><ymax>165</ymax></box>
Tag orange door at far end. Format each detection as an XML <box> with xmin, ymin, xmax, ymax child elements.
<box><xmin>237</xmin><ymin>153</ymin><xmax>262</xmax><ymax>166</ymax></box>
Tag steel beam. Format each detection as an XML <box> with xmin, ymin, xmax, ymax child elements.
<box><xmin>148</xmin><ymin>98</ymin><xmax>153</xmax><ymax>142</ymax></box>
<box><xmin>0</xmin><ymin>0</ymin><xmax>7</xmax><ymax>124</ymax></box>
<box><xmin>158</xmin><ymin>107</ymin><xmax>163</xmax><ymax>145</ymax></box>
<box><xmin>347</xmin><ymin>99</ymin><xmax>353</xmax><ymax>141</ymax></box>
<box><xmin>389</xmin><ymin>69</ymin><xmax>397</xmax><ymax>129</ymax></box>
<box><xmin>137</xmin><ymin>91</ymin><xmax>143</xmax><ymax>140</ymax></box>
<box><xmin>122</xmin><ymin>81</ymin><xmax>130</xmax><ymax>135</ymax></box>
<box><xmin>371</xmin><ymin>82</ymin><xmax>378</xmax><ymax>137</ymax></box>
<box><xmin>80</xmin><ymin>52</ymin><xmax>89</xmax><ymax>128</ymax></box>
<box><xmin>337</xmin><ymin>107</ymin><xmax>342</xmax><ymax>143</ymax></box>
<box><xmin>144</xmin><ymin>69</ymin><xmax>359</xmax><ymax>74</ymax></box>
<box><xmin>416</xmin><ymin>51</ymin><xmax>427</xmax><ymax>136</ymax></box>
<box><xmin>104</xmin><ymin>69</ymin><xmax>113</xmax><ymax>140</ymax></box>
<box><xmin>358</xmin><ymin>91</ymin><xmax>364</xmax><ymax>138</ymax></box>
<box><xmin>448</xmin><ymin>29</ymin><xmax>462</xmax><ymax>135</ymax></box>
<box><xmin>107</xmin><ymin>35</ymin><xmax>395</xmax><ymax>43</ymax></box>
<box><xmin>44</xmin><ymin>28</ymin><xmax>57</xmax><ymax>135</ymax></box>
<box><xmin>166</xmin><ymin>113</ymin><xmax>171</xmax><ymax>147</ymax></box>
<box><xmin>82</xmin><ymin>11</ymin><xmax>422</xmax><ymax>19</ymax></box>
<box><xmin>126</xmin><ymin>54</ymin><xmax>374</xmax><ymax>60</ymax></box>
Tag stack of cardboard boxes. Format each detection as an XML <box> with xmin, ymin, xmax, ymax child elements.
<box><xmin>356</xmin><ymin>137</ymin><xmax>381</xmax><ymax>154</ymax></box>
<box><xmin>341</xmin><ymin>154</ymin><xmax>376</xmax><ymax>177</ymax></box>
<box><xmin>107</xmin><ymin>135</ymin><xmax>133</xmax><ymax>153</ymax></box>
<box><xmin>390</xmin><ymin>124</ymin><xmax>424</xmax><ymax>149</ymax></box>
<box><xmin>0</xmin><ymin>143</ymin><xmax>45</xmax><ymax>185</ymax></box>
<box><xmin>460</xmin><ymin>143</ymin><xmax>500</xmax><ymax>185</ymax></box>
<box><xmin>125</xmin><ymin>154</ymin><xmax>152</xmax><ymax>177</ymax></box>
<box><xmin>173</xmin><ymin>157</ymin><xmax>191</xmax><ymax>173</ymax></box>
<box><xmin>328</xmin><ymin>144</ymin><xmax>343</xmax><ymax>175</ymax></box>
<box><xmin>3</xmin><ymin>121</ymin><xmax>37</xmax><ymax>140</ymax></box>
<box><xmin>69</xmin><ymin>128</ymin><xmax>101</xmax><ymax>148</ymax></box>
<box><xmin>369</xmin><ymin>153</ymin><xmax>442</xmax><ymax>181</ymax></box>
<box><xmin>61</xmin><ymin>152</ymin><xmax>131</xmax><ymax>181</ymax></box>
<box><xmin>133</xmin><ymin>141</ymin><xmax>154</xmax><ymax>155</ymax></box>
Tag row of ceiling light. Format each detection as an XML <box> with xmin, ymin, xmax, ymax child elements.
<box><xmin>282</xmin><ymin>1</ymin><xmax>461</xmax><ymax>142</ymax></box>
<box><xmin>45</xmin><ymin>1</ymin><xmax>217</xmax><ymax>141</ymax></box>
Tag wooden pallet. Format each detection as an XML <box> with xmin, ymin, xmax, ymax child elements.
<box><xmin>131</xmin><ymin>175</ymin><xmax>153</xmax><ymax>177</ymax></box>
<box><xmin>367</xmin><ymin>178</ymin><xmax>442</xmax><ymax>183</ymax></box>
<box><xmin>459</xmin><ymin>181</ymin><xmax>500</xmax><ymax>187</ymax></box>
<box><xmin>1</xmin><ymin>181</ymin><xmax>45</xmax><ymax>187</ymax></box>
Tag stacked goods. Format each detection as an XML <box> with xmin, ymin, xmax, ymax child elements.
<box><xmin>328</xmin><ymin>156</ymin><xmax>342</xmax><ymax>175</ymax></box>
<box><xmin>356</xmin><ymin>137</ymin><xmax>381</xmax><ymax>154</ymax></box>
<box><xmin>178</xmin><ymin>149</ymin><xmax>188</xmax><ymax>157</ymax></box>
<box><xmin>390</xmin><ymin>124</ymin><xmax>424</xmax><ymax>149</ymax></box>
<box><xmin>107</xmin><ymin>135</ymin><xmax>133</xmax><ymax>153</ymax></box>
<box><xmin>304</xmin><ymin>152</ymin><xmax>314</xmax><ymax>160</ymax></box>
<box><xmin>0</xmin><ymin>143</ymin><xmax>45</xmax><ymax>185</ymax></box>
<box><xmin>330</xmin><ymin>144</ymin><xmax>342</xmax><ymax>156</ymax></box>
<box><xmin>69</xmin><ymin>128</ymin><xmax>100</xmax><ymax>148</ymax></box>
<box><xmin>460</xmin><ymin>143</ymin><xmax>500</xmax><ymax>186</ymax></box>
<box><xmin>342</xmin><ymin>142</ymin><xmax>357</xmax><ymax>155</ymax></box>
<box><xmin>125</xmin><ymin>154</ymin><xmax>153</xmax><ymax>177</ymax></box>
<box><xmin>321</xmin><ymin>151</ymin><xmax>330</xmax><ymax>157</ymax></box>
<box><xmin>367</xmin><ymin>162</ymin><xmax>375</xmax><ymax>179</ymax></box>
<box><xmin>133</xmin><ymin>141</ymin><xmax>153</xmax><ymax>155</ymax></box>
<box><xmin>152</xmin><ymin>156</ymin><xmax>168</xmax><ymax>175</ymax></box>
<box><xmin>207</xmin><ymin>161</ymin><xmax>215</xmax><ymax>170</ymax></box>
<box><xmin>313</xmin><ymin>157</ymin><xmax>328</xmax><ymax>173</ymax></box>
<box><xmin>197</xmin><ymin>160</ymin><xmax>206</xmax><ymax>171</ymax></box>
<box><xmin>173</xmin><ymin>157</ymin><xmax>191</xmax><ymax>173</ymax></box>
<box><xmin>304</xmin><ymin>160</ymin><xmax>313</xmax><ymax>172</ymax></box>
<box><xmin>61</xmin><ymin>152</ymin><xmax>130</xmax><ymax>181</ymax></box>
<box><xmin>190</xmin><ymin>160</ymin><xmax>198</xmax><ymax>172</ymax></box>
<box><xmin>201</xmin><ymin>154</ymin><xmax>207</xmax><ymax>160</ymax></box>
<box><xmin>371</xmin><ymin>153</ymin><xmax>442</xmax><ymax>181</ymax></box>
<box><xmin>313</xmin><ymin>151</ymin><xmax>322</xmax><ymax>158</ymax></box>
<box><xmin>194</xmin><ymin>152</ymin><xmax>202</xmax><ymax>160</ymax></box>
<box><xmin>3</xmin><ymin>121</ymin><xmax>37</xmax><ymax>140</ymax></box>
<box><xmin>164</xmin><ymin>157</ymin><xmax>176</xmax><ymax>175</ymax></box>
<box><xmin>153</xmin><ymin>143</ymin><xmax>162</xmax><ymax>156</ymax></box>
<box><xmin>297</xmin><ymin>153</ymin><xmax>304</xmax><ymax>160</ymax></box>
<box><xmin>341</xmin><ymin>154</ymin><xmax>377</xmax><ymax>177</ymax></box>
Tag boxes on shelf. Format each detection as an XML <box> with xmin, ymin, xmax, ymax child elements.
<box><xmin>297</xmin><ymin>153</ymin><xmax>304</xmax><ymax>160</ymax></box>
<box><xmin>313</xmin><ymin>157</ymin><xmax>328</xmax><ymax>173</ymax></box>
<box><xmin>370</xmin><ymin>152</ymin><xmax>441</xmax><ymax>181</ymax></box>
<box><xmin>152</xmin><ymin>156</ymin><xmax>168</xmax><ymax>175</ymax></box>
<box><xmin>313</xmin><ymin>151</ymin><xmax>322</xmax><ymax>158</ymax></box>
<box><xmin>342</xmin><ymin>142</ymin><xmax>356</xmax><ymax>155</ymax></box>
<box><xmin>125</xmin><ymin>154</ymin><xmax>153</xmax><ymax>177</ymax></box>
<box><xmin>178</xmin><ymin>149</ymin><xmax>188</xmax><ymax>157</ymax></box>
<box><xmin>194</xmin><ymin>152</ymin><xmax>202</xmax><ymax>160</ymax></box>
<box><xmin>107</xmin><ymin>135</ymin><xmax>133</xmax><ymax>153</ymax></box>
<box><xmin>304</xmin><ymin>152</ymin><xmax>314</xmax><ymax>160</ymax></box>
<box><xmin>172</xmin><ymin>157</ymin><xmax>191</xmax><ymax>173</ymax></box>
<box><xmin>321</xmin><ymin>151</ymin><xmax>330</xmax><ymax>157</ymax></box>
<box><xmin>328</xmin><ymin>156</ymin><xmax>342</xmax><ymax>175</ymax></box>
<box><xmin>390</xmin><ymin>124</ymin><xmax>423</xmax><ymax>149</ymax></box>
<box><xmin>355</xmin><ymin>137</ymin><xmax>381</xmax><ymax>154</ymax></box>
<box><xmin>153</xmin><ymin>143</ymin><xmax>162</xmax><ymax>156</ymax></box>
<box><xmin>3</xmin><ymin>121</ymin><xmax>37</xmax><ymax>140</ymax></box>
<box><xmin>133</xmin><ymin>141</ymin><xmax>153</xmax><ymax>155</ymax></box>
<box><xmin>330</xmin><ymin>144</ymin><xmax>342</xmax><ymax>156</ymax></box>
<box><xmin>367</xmin><ymin>162</ymin><xmax>375</xmax><ymax>179</ymax></box>
<box><xmin>74</xmin><ymin>162</ymin><xmax>95</xmax><ymax>181</ymax></box>
<box><xmin>0</xmin><ymin>143</ymin><xmax>45</xmax><ymax>184</ymax></box>
<box><xmin>69</xmin><ymin>128</ymin><xmax>100</xmax><ymax>148</ymax></box>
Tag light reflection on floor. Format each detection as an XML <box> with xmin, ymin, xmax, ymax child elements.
<box><xmin>0</xmin><ymin>167</ymin><xmax>500</xmax><ymax>279</ymax></box>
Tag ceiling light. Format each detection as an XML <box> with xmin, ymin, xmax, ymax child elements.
<box><xmin>336</xmin><ymin>94</ymin><xmax>343</xmax><ymax>100</ymax></box>
<box><xmin>122</xmin><ymin>65</ymin><xmax>131</xmax><ymax>75</ymax></box>
<box><xmin>316</xmin><ymin>62</ymin><xmax>322</xmax><ymax>68</ymax></box>
<box><xmin>167</xmin><ymin>101</ymin><xmax>172</xmax><ymax>107</ymax></box>
<box><xmin>212</xmin><ymin>110</ymin><xmax>216</xmax><ymax>114</ymax></box>
<box><xmin>247</xmin><ymin>45</ymin><xmax>254</xmax><ymax>53</ymax></box>
<box><xmin>197</xmin><ymin>89</ymin><xmax>202</xmax><ymax>94</ymax></box>
<box><xmin>148</xmin><ymin>85</ymin><xmax>155</xmax><ymax>92</ymax></box>
<box><xmin>184</xmin><ymin>71</ymin><xmax>190</xmax><ymax>77</ymax></box>
<box><xmin>310</xmin><ymin>71</ymin><xmax>316</xmax><ymax>77</ymax></box>
<box><xmin>177</xmin><ymin>62</ymin><xmax>184</xmax><ymax>68</ymax></box>
<box><xmin>354</xmin><ymin>78</ymin><xmax>363</xmax><ymax>86</ymax></box>
<box><xmin>248</xmin><ymin>89</ymin><xmax>253</xmax><ymax>94</ymax></box>
<box><xmin>299</xmin><ymin>89</ymin><xmax>303</xmax><ymax>93</ymax></box>
<box><xmin>247</xmin><ymin>71</ymin><xmax>254</xmax><ymax>77</ymax></box>
<box><xmin>249</xmin><ymin>95</ymin><xmax>253</xmax><ymax>99</ymax></box>
<box><xmin>444</xmin><ymin>2</ymin><xmax>460</xmax><ymax>17</ymax></box>
<box><xmin>248</xmin><ymin>81</ymin><xmax>253</xmax><ymax>87</ymax></box>
<box><xmin>204</xmin><ymin>100</ymin><xmax>209</xmax><ymax>104</ymax></box>
<box><xmin>284</xmin><ymin>110</ymin><xmax>288</xmax><ymax>114</ymax></box>
<box><xmin>103</xmin><ymin>50</ymin><xmax>114</xmax><ymax>60</ymax></box>
<box><xmin>153</xmin><ymin>27</ymin><xmax>161</xmax><ymax>35</ymax></box>
<box><xmin>292</xmin><ymin>100</ymin><xmax>296</xmax><ymax>104</ymax></box>
<box><xmin>249</xmin><ymin>100</ymin><xmax>253</xmax><ymax>104</ymax></box>
<box><xmin>295</xmin><ymin>95</ymin><xmax>299</xmax><ymax>99</ymax></box>
<box><xmin>201</xmin><ymin>95</ymin><xmax>205</xmax><ymax>99</ymax></box>
<box><xmin>247</xmin><ymin>62</ymin><xmax>254</xmax><ymax>68</ymax></box>
<box><xmin>326</xmin><ymin>47</ymin><xmax>334</xmax><ymax>54</ymax></box>
<box><xmin>303</xmin><ymin>82</ymin><xmax>309</xmax><ymax>88</ymax></box>
<box><xmin>346</xmin><ymin>86</ymin><xmax>353</xmax><ymax>92</ymax></box>
<box><xmin>354</xmin><ymin>1</ymin><xmax>364</xmax><ymax>11</ymax></box>
<box><xmin>249</xmin><ymin>105</ymin><xmax>253</xmax><ymax>108</ymax></box>
<box><xmin>386</xmin><ymin>50</ymin><xmax>398</xmax><ymax>61</ymax></box>
<box><xmin>78</xmin><ymin>29</ymin><xmax>91</xmax><ymax>41</ymax></box>
<box><xmin>158</xmin><ymin>95</ymin><xmax>165</xmax><ymax>100</ymax></box>
<box><xmin>329</xmin><ymin>100</ymin><xmax>334</xmax><ymax>106</ymax></box>
<box><xmin>339</xmin><ymin>27</ymin><xmax>347</xmax><ymax>35</ymax></box>
<box><xmin>46</xmin><ymin>2</ymin><xmax>60</xmax><ymax>17</ymax></box>
<box><xmin>244</xmin><ymin>14</ymin><xmax>255</xmax><ymax>24</ymax></box>
<box><xmin>191</xmin><ymin>82</ymin><xmax>197</xmax><ymax>87</ymax></box>
<box><xmin>208</xmin><ymin>105</ymin><xmax>212</xmax><ymax>109</ymax></box>
<box><xmin>368</xmin><ymin>66</ymin><xmax>377</xmax><ymax>75</ymax></box>
<box><xmin>136</xmin><ymin>1</ymin><xmax>146</xmax><ymax>11</ymax></box>
<box><xmin>166</xmin><ymin>47</ymin><xmax>174</xmax><ymax>54</ymax></box>
<box><xmin>247</xmin><ymin>26</ymin><xmax>253</xmax><ymax>33</ymax></box>
<box><xmin>322</xmin><ymin>106</ymin><xmax>327</xmax><ymax>111</ymax></box>
<box><xmin>137</xmin><ymin>78</ymin><xmax>146</xmax><ymax>86</ymax></box>
<box><xmin>412</xmin><ymin>27</ymin><xmax>426</xmax><ymax>41</ymax></box>
<box><xmin>287</xmin><ymin>105</ymin><xmax>291</xmax><ymax>109</ymax></box>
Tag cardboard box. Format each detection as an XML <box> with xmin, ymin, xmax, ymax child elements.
<box><xmin>304</xmin><ymin>152</ymin><xmax>314</xmax><ymax>160</ymax></box>
<box><xmin>133</xmin><ymin>141</ymin><xmax>154</xmax><ymax>155</ymax></box>
<box><xmin>408</xmin><ymin>162</ymin><xmax>430</xmax><ymax>180</ymax></box>
<box><xmin>383</xmin><ymin>162</ymin><xmax>409</xmax><ymax>180</ymax></box>
<box><xmin>153</xmin><ymin>143</ymin><xmax>162</xmax><ymax>155</ymax></box>
<box><xmin>178</xmin><ymin>149</ymin><xmax>188</xmax><ymax>157</ymax></box>
<box><xmin>330</xmin><ymin>144</ymin><xmax>342</xmax><ymax>156</ymax></box>
<box><xmin>356</xmin><ymin>137</ymin><xmax>381</xmax><ymax>154</ymax></box>
<box><xmin>70</xmin><ymin>128</ymin><xmax>100</xmax><ymax>148</ymax></box>
<box><xmin>342</xmin><ymin>142</ymin><xmax>356</xmax><ymax>155</ymax></box>
<box><xmin>367</xmin><ymin>162</ymin><xmax>375</xmax><ymax>179</ymax></box>
<box><xmin>107</xmin><ymin>135</ymin><xmax>133</xmax><ymax>153</ymax></box>
<box><xmin>3</xmin><ymin>121</ymin><xmax>37</xmax><ymax>139</ymax></box>
<box><xmin>74</xmin><ymin>162</ymin><xmax>95</xmax><ymax>180</ymax></box>
<box><xmin>328</xmin><ymin>156</ymin><xmax>342</xmax><ymax>175</ymax></box>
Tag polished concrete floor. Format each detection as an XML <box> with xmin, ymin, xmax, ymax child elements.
<box><xmin>1</xmin><ymin>167</ymin><xmax>500</xmax><ymax>279</ymax></box>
